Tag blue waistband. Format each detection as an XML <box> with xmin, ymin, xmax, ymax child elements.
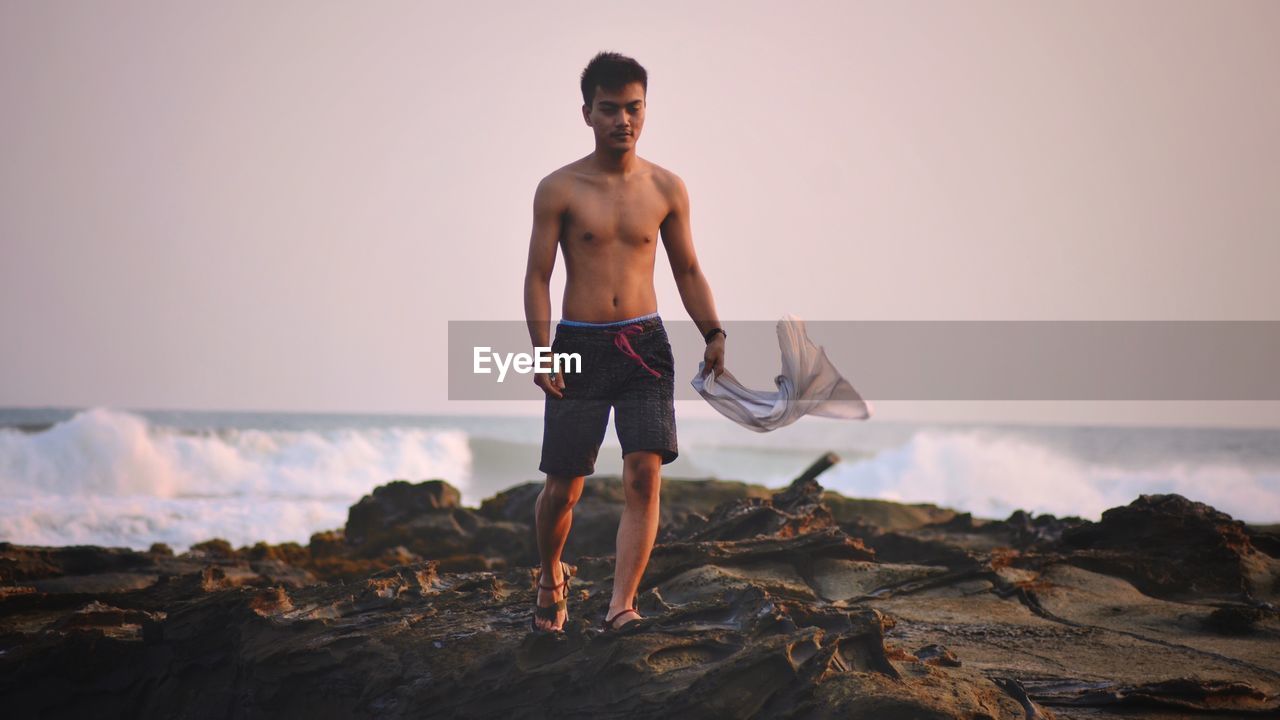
<box><xmin>558</xmin><ymin>311</ymin><xmax>660</xmax><ymax>328</ymax></box>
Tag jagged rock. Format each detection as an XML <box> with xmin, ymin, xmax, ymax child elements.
<box><xmin>187</xmin><ymin>538</ymin><xmax>237</xmax><ymax>560</ymax></box>
<box><xmin>667</xmin><ymin>475</ymin><xmax>838</xmax><ymax>542</ymax></box>
<box><xmin>863</xmin><ymin>531</ymin><xmax>982</xmax><ymax>570</ymax></box>
<box><xmin>1021</xmin><ymin>677</ymin><xmax>1277</xmax><ymax>713</ymax></box>
<box><xmin>1201</xmin><ymin>603</ymin><xmax>1279</xmax><ymax>635</ymax></box>
<box><xmin>1061</xmin><ymin>493</ymin><xmax>1278</xmax><ymax>599</ymax></box>
<box><xmin>257</xmin><ymin>481</ymin><xmax>533</xmax><ymax>581</ymax></box>
<box><xmin>0</xmin><ymin>543</ymin><xmax>318</xmax><ymax>599</ymax></box>
<box><xmin>0</xmin><ymin>544</ymin><xmax>155</xmax><ymax>584</ymax></box>
<box><xmin>345</xmin><ymin>479</ymin><xmax>462</xmax><ymax>546</ymax></box>
<box><xmin>1247</xmin><ymin>524</ymin><xmax>1280</xmax><ymax>558</ymax></box>
<box><xmin>3</xmin><ymin>476</ymin><xmax>1279</xmax><ymax>719</ymax></box>
<box><xmin>45</xmin><ymin>600</ymin><xmax>165</xmax><ymax>639</ymax></box>
<box><xmin>246</xmin><ymin>558</ymin><xmax>317</xmax><ymax>588</ymax></box>
<box><xmin>0</xmin><ymin>533</ymin><xmax>1037</xmax><ymax>719</ymax></box>
<box><xmin>824</xmin><ymin>495</ymin><xmax>958</xmax><ymax>533</ymax></box>
<box><xmin>998</xmin><ymin>509</ymin><xmax>1087</xmax><ymax>548</ymax></box>
<box><xmin>911</xmin><ymin>509</ymin><xmax>1087</xmax><ymax>554</ymax></box>
<box><xmin>148</xmin><ymin>543</ymin><xmax>174</xmax><ymax>557</ymax></box>
<box><xmin>913</xmin><ymin>643</ymin><xmax>961</xmax><ymax>666</ymax></box>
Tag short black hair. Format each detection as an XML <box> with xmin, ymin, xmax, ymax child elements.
<box><xmin>580</xmin><ymin>51</ymin><xmax>648</xmax><ymax>108</ymax></box>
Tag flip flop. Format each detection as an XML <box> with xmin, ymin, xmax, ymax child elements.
<box><xmin>600</xmin><ymin>606</ymin><xmax>646</xmax><ymax>634</ymax></box>
<box><xmin>530</xmin><ymin>561</ymin><xmax>573</xmax><ymax>633</ymax></box>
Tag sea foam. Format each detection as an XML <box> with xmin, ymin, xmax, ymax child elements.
<box><xmin>0</xmin><ymin>407</ymin><xmax>472</xmax><ymax>551</ymax></box>
<box><xmin>822</xmin><ymin>427</ymin><xmax>1280</xmax><ymax>523</ymax></box>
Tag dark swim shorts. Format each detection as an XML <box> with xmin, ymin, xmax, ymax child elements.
<box><xmin>539</xmin><ymin>312</ymin><xmax>678</xmax><ymax>477</ymax></box>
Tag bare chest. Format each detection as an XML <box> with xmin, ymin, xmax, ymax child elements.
<box><xmin>562</xmin><ymin>180</ymin><xmax>669</xmax><ymax>249</ymax></box>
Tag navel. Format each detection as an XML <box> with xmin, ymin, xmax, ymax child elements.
<box><xmin>612</xmin><ymin>296</ymin><xmax>619</xmax><ymax>307</ymax></box>
<box><xmin>583</xmin><ymin>232</ymin><xmax>593</xmax><ymax>242</ymax></box>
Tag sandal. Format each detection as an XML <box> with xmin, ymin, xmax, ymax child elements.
<box><xmin>530</xmin><ymin>560</ymin><xmax>573</xmax><ymax>633</ymax></box>
<box><xmin>601</xmin><ymin>606</ymin><xmax>642</xmax><ymax>632</ymax></box>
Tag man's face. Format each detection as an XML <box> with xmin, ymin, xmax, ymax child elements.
<box><xmin>583</xmin><ymin>82</ymin><xmax>645</xmax><ymax>149</ymax></box>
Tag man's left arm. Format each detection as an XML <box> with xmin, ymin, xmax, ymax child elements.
<box><xmin>660</xmin><ymin>173</ymin><xmax>725</xmax><ymax>377</ymax></box>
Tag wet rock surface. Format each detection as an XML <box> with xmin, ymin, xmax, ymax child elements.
<box><xmin>2</xmin><ymin>464</ymin><xmax>1278</xmax><ymax>719</ymax></box>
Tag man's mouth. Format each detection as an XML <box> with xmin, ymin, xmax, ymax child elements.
<box><xmin>612</xmin><ymin>133</ymin><xmax>630</xmax><ymax>139</ymax></box>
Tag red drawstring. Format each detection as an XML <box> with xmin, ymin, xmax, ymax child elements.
<box><xmin>606</xmin><ymin>324</ymin><xmax>662</xmax><ymax>378</ymax></box>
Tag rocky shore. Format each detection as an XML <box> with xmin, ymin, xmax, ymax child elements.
<box><xmin>2</xmin><ymin>455</ymin><xmax>1278</xmax><ymax>718</ymax></box>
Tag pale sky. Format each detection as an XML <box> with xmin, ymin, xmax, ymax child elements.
<box><xmin>2</xmin><ymin>1</ymin><xmax>1278</xmax><ymax>426</ymax></box>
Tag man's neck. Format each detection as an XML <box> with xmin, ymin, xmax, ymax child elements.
<box><xmin>589</xmin><ymin>147</ymin><xmax>640</xmax><ymax>176</ymax></box>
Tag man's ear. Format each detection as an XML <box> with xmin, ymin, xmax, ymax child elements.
<box><xmin>582</xmin><ymin>104</ymin><xmax>591</xmax><ymax>125</ymax></box>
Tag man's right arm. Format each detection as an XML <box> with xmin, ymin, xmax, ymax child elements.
<box><xmin>523</xmin><ymin>174</ymin><xmax>567</xmax><ymax>350</ymax></box>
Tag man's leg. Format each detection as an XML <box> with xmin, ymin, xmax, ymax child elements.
<box><xmin>533</xmin><ymin>472</ymin><xmax>584</xmax><ymax>632</ymax></box>
<box><xmin>608</xmin><ymin>450</ymin><xmax>662</xmax><ymax>627</ymax></box>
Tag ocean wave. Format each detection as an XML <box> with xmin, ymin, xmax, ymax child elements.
<box><xmin>2</xmin><ymin>408</ymin><xmax>1277</xmax><ymax>550</ymax></box>
<box><xmin>0</xmin><ymin>495</ymin><xmax>350</xmax><ymax>551</ymax></box>
<box><xmin>822</xmin><ymin>428</ymin><xmax>1280</xmax><ymax>523</ymax></box>
<box><xmin>0</xmin><ymin>407</ymin><xmax>475</xmax><ymax>550</ymax></box>
<box><xmin>0</xmin><ymin>407</ymin><xmax>473</xmax><ymax>500</ymax></box>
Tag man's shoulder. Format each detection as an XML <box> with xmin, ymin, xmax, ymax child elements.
<box><xmin>537</xmin><ymin>158</ymin><xmax>594</xmax><ymax>194</ymax></box>
<box><xmin>644</xmin><ymin>160</ymin><xmax>688</xmax><ymax>206</ymax></box>
<box><xmin>537</xmin><ymin>164</ymin><xmax>570</xmax><ymax>188</ymax></box>
<box><xmin>643</xmin><ymin>160</ymin><xmax>687</xmax><ymax>198</ymax></box>
<box><xmin>534</xmin><ymin>164</ymin><xmax>579</xmax><ymax>204</ymax></box>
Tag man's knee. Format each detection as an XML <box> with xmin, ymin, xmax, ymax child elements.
<box><xmin>542</xmin><ymin>474</ymin><xmax>584</xmax><ymax>510</ymax></box>
<box><xmin>623</xmin><ymin>453</ymin><xmax>661</xmax><ymax>503</ymax></box>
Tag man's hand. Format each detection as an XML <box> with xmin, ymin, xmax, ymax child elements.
<box><xmin>534</xmin><ymin>369</ymin><xmax>565</xmax><ymax>399</ymax></box>
<box><xmin>704</xmin><ymin>336</ymin><xmax>725</xmax><ymax>378</ymax></box>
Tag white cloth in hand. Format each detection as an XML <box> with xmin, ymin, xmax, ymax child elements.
<box><xmin>691</xmin><ymin>313</ymin><xmax>873</xmax><ymax>432</ymax></box>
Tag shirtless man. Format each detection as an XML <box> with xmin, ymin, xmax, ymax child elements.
<box><xmin>524</xmin><ymin>52</ymin><xmax>726</xmax><ymax>633</ymax></box>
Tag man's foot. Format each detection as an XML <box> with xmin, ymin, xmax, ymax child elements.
<box><xmin>602</xmin><ymin>607</ymin><xmax>642</xmax><ymax>631</ymax></box>
<box><xmin>532</xmin><ymin>563</ymin><xmax>569</xmax><ymax>632</ymax></box>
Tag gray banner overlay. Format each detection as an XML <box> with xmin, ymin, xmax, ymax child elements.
<box><xmin>448</xmin><ymin>320</ymin><xmax>1280</xmax><ymax>401</ymax></box>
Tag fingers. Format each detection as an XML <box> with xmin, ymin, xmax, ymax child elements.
<box><xmin>535</xmin><ymin>372</ymin><xmax>564</xmax><ymax>399</ymax></box>
<box><xmin>704</xmin><ymin>349</ymin><xmax>726</xmax><ymax>379</ymax></box>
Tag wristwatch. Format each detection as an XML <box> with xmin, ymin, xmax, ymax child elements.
<box><xmin>703</xmin><ymin>327</ymin><xmax>726</xmax><ymax>344</ymax></box>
